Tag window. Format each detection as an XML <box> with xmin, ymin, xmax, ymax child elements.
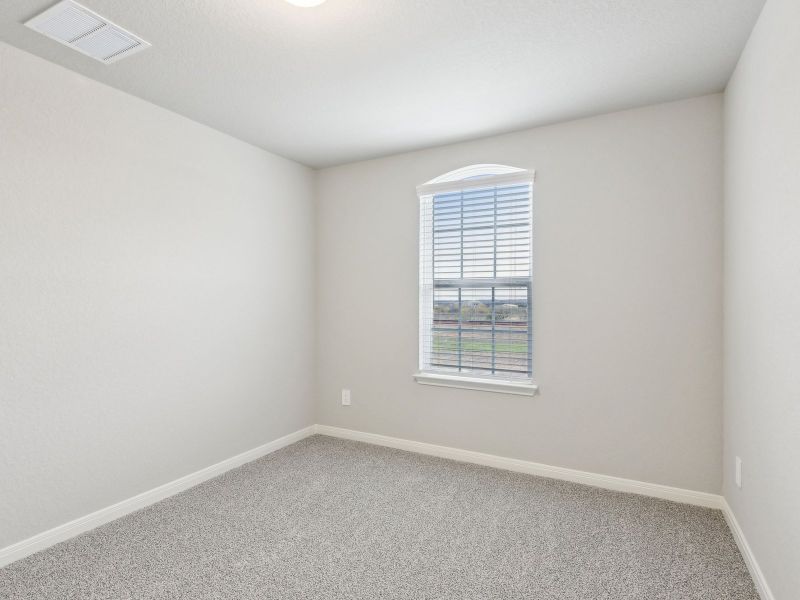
<box><xmin>415</xmin><ymin>165</ymin><xmax>537</xmax><ymax>396</ymax></box>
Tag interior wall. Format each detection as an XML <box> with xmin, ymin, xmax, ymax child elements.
<box><xmin>723</xmin><ymin>0</ymin><xmax>800</xmax><ymax>597</ymax></box>
<box><xmin>0</xmin><ymin>42</ymin><xmax>316</xmax><ymax>549</ymax></box>
<box><xmin>315</xmin><ymin>94</ymin><xmax>724</xmax><ymax>493</ymax></box>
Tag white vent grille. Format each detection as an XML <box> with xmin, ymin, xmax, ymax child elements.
<box><xmin>25</xmin><ymin>1</ymin><xmax>150</xmax><ymax>64</ymax></box>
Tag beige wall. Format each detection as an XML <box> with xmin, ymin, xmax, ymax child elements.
<box><xmin>723</xmin><ymin>0</ymin><xmax>800</xmax><ymax>597</ymax></box>
<box><xmin>0</xmin><ymin>43</ymin><xmax>316</xmax><ymax>548</ymax></box>
<box><xmin>1</xmin><ymin>27</ymin><xmax>749</xmax><ymax>562</ymax></box>
<box><xmin>315</xmin><ymin>95</ymin><xmax>724</xmax><ymax>493</ymax></box>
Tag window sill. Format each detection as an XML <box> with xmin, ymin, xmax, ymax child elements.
<box><xmin>413</xmin><ymin>372</ymin><xmax>538</xmax><ymax>396</ymax></box>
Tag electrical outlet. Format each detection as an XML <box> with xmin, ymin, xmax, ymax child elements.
<box><xmin>341</xmin><ymin>389</ymin><xmax>351</xmax><ymax>406</ymax></box>
<box><xmin>735</xmin><ymin>456</ymin><xmax>742</xmax><ymax>488</ymax></box>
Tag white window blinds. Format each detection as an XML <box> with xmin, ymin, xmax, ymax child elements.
<box><xmin>419</xmin><ymin>167</ymin><xmax>534</xmax><ymax>383</ymax></box>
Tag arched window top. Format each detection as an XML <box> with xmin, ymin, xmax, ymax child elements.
<box><xmin>417</xmin><ymin>163</ymin><xmax>534</xmax><ymax>196</ymax></box>
<box><xmin>425</xmin><ymin>164</ymin><xmax>527</xmax><ymax>184</ymax></box>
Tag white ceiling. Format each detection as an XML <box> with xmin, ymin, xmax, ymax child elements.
<box><xmin>0</xmin><ymin>0</ymin><xmax>764</xmax><ymax>167</ymax></box>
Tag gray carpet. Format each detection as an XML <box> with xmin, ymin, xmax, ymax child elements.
<box><xmin>1</xmin><ymin>435</ymin><xmax>758</xmax><ymax>599</ymax></box>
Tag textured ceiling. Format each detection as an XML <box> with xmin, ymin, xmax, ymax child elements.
<box><xmin>0</xmin><ymin>0</ymin><xmax>764</xmax><ymax>167</ymax></box>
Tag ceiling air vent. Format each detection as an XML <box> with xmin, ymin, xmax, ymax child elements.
<box><xmin>25</xmin><ymin>0</ymin><xmax>150</xmax><ymax>64</ymax></box>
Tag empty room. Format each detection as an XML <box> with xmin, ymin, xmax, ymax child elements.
<box><xmin>1</xmin><ymin>0</ymin><xmax>797</xmax><ymax>598</ymax></box>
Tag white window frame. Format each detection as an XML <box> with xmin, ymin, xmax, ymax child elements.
<box><xmin>414</xmin><ymin>165</ymin><xmax>538</xmax><ymax>396</ymax></box>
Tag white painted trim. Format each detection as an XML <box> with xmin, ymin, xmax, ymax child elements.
<box><xmin>314</xmin><ymin>425</ymin><xmax>723</xmax><ymax>509</ymax></box>
<box><xmin>413</xmin><ymin>372</ymin><xmax>538</xmax><ymax>396</ymax></box>
<box><xmin>416</xmin><ymin>169</ymin><xmax>535</xmax><ymax>196</ymax></box>
<box><xmin>0</xmin><ymin>425</ymin><xmax>315</xmax><ymax>568</ymax></box>
<box><xmin>4</xmin><ymin>422</ymin><xmax>763</xmax><ymax>599</ymax></box>
<box><xmin>423</xmin><ymin>164</ymin><xmax>527</xmax><ymax>185</ymax></box>
<box><xmin>721</xmin><ymin>498</ymin><xmax>775</xmax><ymax>600</ymax></box>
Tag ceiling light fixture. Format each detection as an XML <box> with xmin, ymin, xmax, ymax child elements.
<box><xmin>285</xmin><ymin>0</ymin><xmax>326</xmax><ymax>7</ymax></box>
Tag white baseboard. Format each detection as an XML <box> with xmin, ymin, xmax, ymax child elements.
<box><xmin>721</xmin><ymin>499</ymin><xmax>775</xmax><ymax>600</ymax></box>
<box><xmin>0</xmin><ymin>425</ymin><xmax>315</xmax><ymax>569</ymax></box>
<box><xmin>314</xmin><ymin>424</ymin><xmax>724</xmax><ymax>509</ymax></box>
<box><xmin>5</xmin><ymin>421</ymin><xmax>766</xmax><ymax>599</ymax></box>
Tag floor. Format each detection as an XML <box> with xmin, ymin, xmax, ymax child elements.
<box><xmin>0</xmin><ymin>435</ymin><xmax>758</xmax><ymax>599</ymax></box>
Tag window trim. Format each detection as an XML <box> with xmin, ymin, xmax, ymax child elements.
<box><xmin>417</xmin><ymin>168</ymin><xmax>536</xmax><ymax>197</ymax></box>
<box><xmin>417</xmin><ymin>165</ymin><xmax>537</xmax><ymax>393</ymax></box>
<box><xmin>413</xmin><ymin>371</ymin><xmax>539</xmax><ymax>396</ymax></box>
